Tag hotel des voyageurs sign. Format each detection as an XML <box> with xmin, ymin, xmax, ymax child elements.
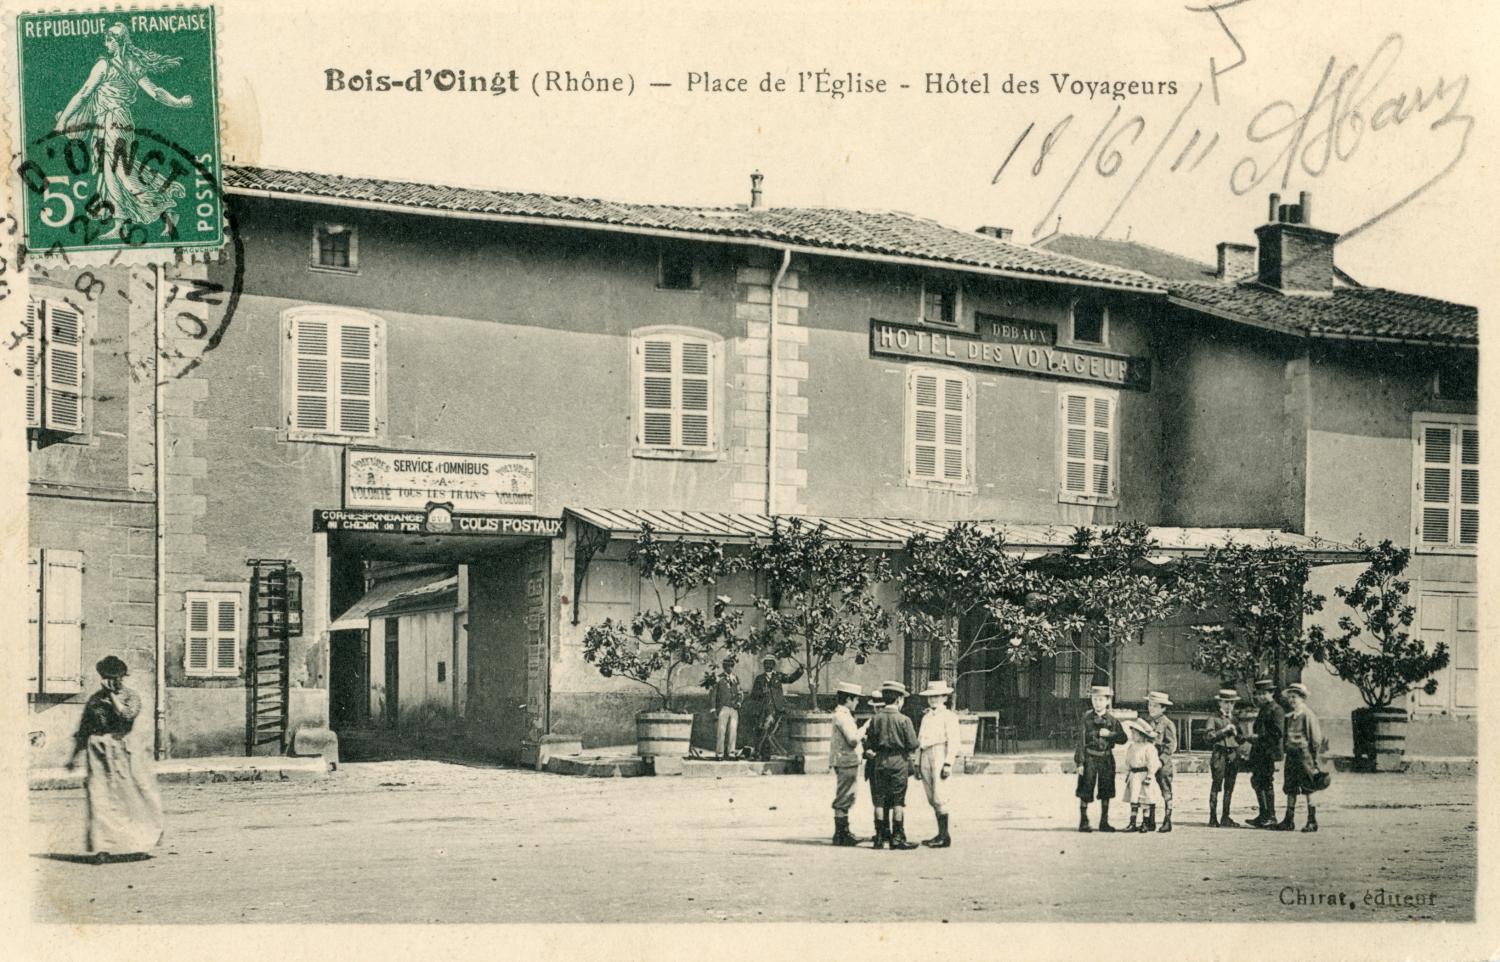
<box><xmin>870</xmin><ymin>316</ymin><xmax>1151</xmax><ymax>390</ymax></box>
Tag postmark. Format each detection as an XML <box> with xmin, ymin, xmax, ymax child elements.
<box><xmin>14</xmin><ymin>7</ymin><xmax>222</xmax><ymax>256</ymax></box>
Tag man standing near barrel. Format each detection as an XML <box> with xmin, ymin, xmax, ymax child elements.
<box><xmin>749</xmin><ymin>656</ymin><xmax>803</xmax><ymax>760</ymax></box>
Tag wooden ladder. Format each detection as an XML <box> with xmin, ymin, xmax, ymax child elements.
<box><xmin>246</xmin><ymin>560</ymin><xmax>292</xmax><ymax>756</ymax></box>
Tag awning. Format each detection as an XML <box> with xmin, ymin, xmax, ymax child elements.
<box><xmin>369</xmin><ymin>575</ymin><xmax>458</xmax><ymax>618</ymax></box>
<box><xmin>330</xmin><ymin>572</ymin><xmax>455</xmax><ymax>631</ymax></box>
<box><xmin>562</xmin><ymin>507</ymin><xmax>1363</xmax><ymax>563</ymax></box>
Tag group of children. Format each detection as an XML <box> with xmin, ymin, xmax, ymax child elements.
<box><xmin>830</xmin><ymin>679</ymin><xmax>959</xmax><ymax>850</ymax></box>
<box><xmin>826</xmin><ymin>675</ymin><xmax>1328</xmax><ymax>849</ymax></box>
<box><xmin>1077</xmin><ymin>680</ymin><xmax>1327</xmax><ymax>834</ymax></box>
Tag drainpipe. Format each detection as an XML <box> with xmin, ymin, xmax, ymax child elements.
<box><xmin>153</xmin><ymin>264</ymin><xmax>168</xmax><ymax>759</ymax></box>
<box><xmin>766</xmin><ymin>247</ymin><xmax>792</xmax><ymax>515</ymax></box>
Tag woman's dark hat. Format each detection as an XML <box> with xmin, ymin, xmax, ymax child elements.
<box><xmin>96</xmin><ymin>655</ymin><xmax>129</xmax><ymax>679</ymax></box>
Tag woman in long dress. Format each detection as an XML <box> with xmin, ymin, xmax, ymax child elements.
<box><xmin>66</xmin><ymin>655</ymin><xmax>164</xmax><ymax>863</ymax></box>
<box><xmin>51</xmin><ymin>22</ymin><xmax>194</xmax><ymax>233</ymax></box>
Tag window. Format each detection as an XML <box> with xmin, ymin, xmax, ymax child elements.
<box><xmin>27</xmin><ymin>549</ymin><xmax>84</xmax><ymax>695</ymax></box>
<box><xmin>1059</xmin><ymin>387</ymin><xmax>1118</xmax><ymax>504</ymax></box>
<box><xmin>312</xmin><ymin>223</ymin><xmax>358</xmax><ymax>272</ymax></box>
<box><xmin>657</xmin><ymin>248</ymin><xmax>699</xmax><ymax>290</ymax></box>
<box><xmin>906</xmin><ymin>367</ymin><xmax>973</xmax><ymax>489</ymax></box>
<box><xmin>1414</xmin><ymin>417</ymin><xmax>1478</xmax><ymax>551</ymax></box>
<box><xmin>632</xmin><ymin>329</ymin><xmax>720</xmax><ymax>458</ymax></box>
<box><xmin>185</xmin><ymin>591</ymin><xmax>242</xmax><ymax>677</ymax></box>
<box><xmin>283</xmin><ymin>307</ymin><xmax>385</xmax><ymax>441</ymax></box>
<box><xmin>921</xmin><ymin>276</ymin><xmax>960</xmax><ymax>327</ymax></box>
<box><xmin>25</xmin><ymin>296</ymin><xmax>87</xmax><ymax>436</ymax></box>
<box><xmin>1071</xmin><ymin>299</ymin><xmax>1107</xmax><ymax>345</ymax></box>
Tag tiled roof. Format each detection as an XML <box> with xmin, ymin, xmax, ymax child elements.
<box><xmin>1171</xmin><ymin>282</ymin><xmax>1478</xmax><ymax>345</ymax></box>
<box><xmin>1034</xmin><ymin>233</ymin><xmax>1476</xmax><ymax>345</ymax></box>
<box><xmin>223</xmin><ymin>165</ymin><xmax>1163</xmax><ymax>292</ymax></box>
<box><xmin>565</xmin><ymin>507</ymin><xmax>1361</xmax><ymax>561</ymax></box>
<box><xmin>1035</xmin><ymin>234</ymin><xmax>1221</xmax><ymax>284</ymax></box>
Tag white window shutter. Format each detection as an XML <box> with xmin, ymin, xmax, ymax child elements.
<box><xmin>186</xmin><ymin>595</ymin><xmax>212</xmax><ymax>673</ymax></box>
<box><xmin>291</xmin><ymin>317</ymin><xmax>332</xmax><ymax>432</ymax></box>
<box><xmin>679</xmin><ymin>340</ymin><xmax>711</xmax><ymax>449</ymax></box>
<box><xmin>42</xmin><ymin>300</ymin><xmax>85</xmax><ymax>433</ymax></box>
<box><xmin>337</xmin><ymin>320</ymin><xmax>375</xmax><ymax>436</ymax></box>
<box><xmin>27</xmin><ymin>551</ymin><xmax>41</xmax><ymax>691</ymax></box>
<box><xmin>24</xmin><ymin>300</ymin><xmax>40</xmax><ymax>429</ymax></box>
<box><xmin>41</xmin><ymin>549</ymin><xmax>84</xmax><ymax>694</ymax></box>
<box><xmin>1459</xmin><ymin>427</ymin><xmax>1479</xmax><ymax>546</ymax></box>
<box><xmin>911</xmin><ymin>372</ymin><xmax>939</xmax><ymax>480</ymax></box>
<box><xmin>1091</xmin><ymin>395</ymin><xmax>1115</xmax><ymax>497</ymax></box>
<box><xmin>1418</xmin><ymin>424</ymin><xmax>1454</xmax><ymax>545</ymax></box>
<box><xmin>1062</xmin><ymin>392</ymin><xmax>1089</xmax><ymax>494</ymax></box>
<box><xmin>941</xmin><ymin>374</ymin><xmax>968</xmax><ymax>482</ymax></box>
<box><xmin>214</xmin><ymin>597</ymin><xmax>241</xmax><ymax>673</ymax></box>
<box><xmin>640</xmin><ymin>338</ymin><xmax>675</xmax><ymax>448</ymax></box>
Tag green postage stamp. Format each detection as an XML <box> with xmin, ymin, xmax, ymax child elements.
<box><xmin>14</xmin><ymin>7</ymin><xmax>223</xmax><ymax>256</ymax></box>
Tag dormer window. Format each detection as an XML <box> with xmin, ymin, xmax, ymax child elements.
<box><xmin>658</xmin><ymin>248</ymin><xmax>700</xmax><ymax>290</ymax></box>
<box><xmin>1071</xmin><ymin>299</ymin><xmax>1107</xmax><ymax>345</ymax></box>
<box><xmin>313</xmin><ymin>224</ymin><xmax>358</xmax><ymax>272</ymax></box>
<box><xmin>921</xmin><ymin>275</ymin><xmax>960</xmax><ymax>327</ymax></box>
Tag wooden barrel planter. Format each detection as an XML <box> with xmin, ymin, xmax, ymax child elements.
<box><xmin>1352</xmin><ymin>706</ymin><xmax>1408</xmax><ymax>772</ymax></box>
<box><xmin>636</xmin><ymin>711</ymin><xmax>694</xmax><ymax>759</ymax></box>
<box><xmin>956</xmin><ymin>712</ymin><xmax>979</xmax><ymax>758</ymax></box>
<box><xmin>785</xmin><ymin>711</ymin><xmax>834</xmax><ymax>773</ymax></box>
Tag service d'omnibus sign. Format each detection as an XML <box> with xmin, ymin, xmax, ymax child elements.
<box><xmin>343</xmin><ymin>448</ymin><xmax>536</xmax><ymax>514</ymax></box>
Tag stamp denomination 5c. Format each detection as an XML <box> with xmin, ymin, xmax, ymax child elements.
<box><xmin>14</xmin><ymin>7</ymin><xmax>222</xmax><ymax>257</ymax></box>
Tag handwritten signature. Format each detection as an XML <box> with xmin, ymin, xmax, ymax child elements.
<box><xmin>992</xmin><ymin>32</ymin><xmax>1473</xmax><ymax>244</ymax></box>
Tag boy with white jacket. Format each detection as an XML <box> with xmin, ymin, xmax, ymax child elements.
<box><xmin>915</xmin><ymin>681</ymin><xmax>962</xmax><ymax>848</ymax></box>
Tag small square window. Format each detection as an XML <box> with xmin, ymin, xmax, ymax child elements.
<box><xmin>1072</xmin><ymin>300</ymin><xmax>1106</xmax><ymax>344</ymax></box>
<box><xmin>437</xmin><ymin>662</ymin><xmax>447</xmax><ymax>683</ymax></box>
<box><xmin>658</xmin><ymin>249</ymin><xmax>699</xmax><ymax>290</ymax></box>
<box><xmin>313</xmin><ymin>224</ymin><xmax>358</xmax><ymax>272</ymax></box>
<box><xmin>922</xmin><ymin>277</ymin><xmax>959</xmax><ymax>326</ymax></box>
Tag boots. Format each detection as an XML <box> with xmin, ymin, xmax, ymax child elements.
<box><xmin>1141</xmin><ymin>807</ymin><xmax>1156</xmax><ymax>833</ymax></box>
<box><xmin>889</xmin><ymin>817</ymin><xmax>918</xmax><ymax>850</ymax></box>
<box><xmin>1301</xmin><ymin>806</ymin><xmax>1319</xmax><ymax>833</ymax></box>
<box><xmin>1209</xmin><ymin>793</ymin><xmax>1220</xmax><ymax>828</ymax></box>
<box><xmin>1097</xmin><ymin>801</ymin><xmax>1116</xmax><ymax>833</ymax></box>
<box><xmin>1249</xmin><ymin>788</ymin><xmax>1272</xmax><ymax>827</ymax></box>
<box><xmin>923</xmin><ymin>814</ymin><xmax>951</xmax><ymax>848</ymax></box>
<box><xmin>1220</xmin><ymin>793</ymin><xmax>1239</xmax><ymax>828</ymax></box>
<box><xmin>1274</xmin><ymin>797</ymin><xmax>1298</xmax><ymax>831</ymax></box>
<box><xmin>872</xmin><ymin>812</ymin><xmax>888</xmax><ymax>850</ymax></box>
<box><xmin>1078</xmin><ymin>807</ymin><xmax>1092</xmax><ymax>833</ymax></box>
<box><xmin>1158</xmin><ymin>806</ymin><xmax>1173</xmax><ymax>833</ymax></box>
<box><xmin>833</xmin><ymin>816</ymin><xmax>859</xmax><ymax>846</ymax></box>
<box><xmin>1124</xmin><ymin>806</ymin><xmax>1140</xmax><ymax>833</ymax></box>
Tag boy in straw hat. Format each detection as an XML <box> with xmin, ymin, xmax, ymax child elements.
<box><xmin>1204</xmin><ymin>687</ymin><xmax>1246</xmax><ymax>827</ymax></box>
<box><xmin>1074</xmin><ymin>684</ymin><xmax>1127</xmax><ymax>832</ymax></box>
<box><xmin>1276</xmin><ymin>682</ymin><xmax>1326</xmax><ymax>832</ymax></box>
<box><xmin>1143</xmin><ymin>691</ymin><xmax>1178</xmax><ymax>832</ymax></box>
<box><xmin>863</xmin><ymin>681</ymin><xmax>920</xmax><ymax>850</ymax></box>
<box><xmin>1242</xmin><ymin>678</ymin><xmax>1286</xmax><ymax>827</ymax></box>
<box><xmin>1120</xmin><ymin>717</ymin><xmax>1163</xmax><ymax>832</ymax></box>
<box><xmin>829</xmin><ymin>681</ymin><xmax>868</xmax><ymax>846</ymax></box>
<box><xmin>915</xmin><ymin>680</ymin><xmax>961</xmax><ymax>848</ymax></box>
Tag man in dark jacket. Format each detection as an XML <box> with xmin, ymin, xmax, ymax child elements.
<box><xmin>749</xmin><ymin>656</ymin><xmax>804</xmax><ymax>759</ymax></box>
<box><xmin>1243</xmin><ymin>678</ymin><xmax>1286</xmax><ymax>828</ymax></box>
<box><xmin>864</xmin><ymin>681</ymin><xmax>920</xmax><ymax>850</ymax></box>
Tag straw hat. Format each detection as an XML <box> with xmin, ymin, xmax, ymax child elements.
<box><xmin>834</xmin><ymin>682</ymin><xmax>863</xmax><ymax>697</ymax></box>
<box><xmin>918</xmin><ymin>681</ymin><xmax>953</xmax><ymax>697</ymax></box>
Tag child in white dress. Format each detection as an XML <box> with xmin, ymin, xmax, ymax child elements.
<box><xmin>1121</xmin><ymin>718</ymin><xmax>1162</xmax><ymax>833</ymax></box>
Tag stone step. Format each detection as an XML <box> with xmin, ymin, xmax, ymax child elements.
<box><xmin>30</xmin><ymin>754</ymin><xmax>330</xmax><ymax>790</ymax></box>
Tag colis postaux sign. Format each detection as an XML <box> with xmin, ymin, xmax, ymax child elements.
<box><xmin>870</xmin><ymin>318</ymin><xmax>1151</xmax><ymax>391</ymax></box>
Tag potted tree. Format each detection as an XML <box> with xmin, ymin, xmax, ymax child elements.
<box><xmin>582</xmin><ymin>525</ymin><xmax>746</xmax><ymax>763</ymax></box>
<box><xmin>898</xmin><ymin>522</ymin><xmax>1052</xmax><ymax>758</ymax></box>
<box><xmin>1309</xmin><ymin>541</ymin><xmax>1451</xmax><ymax>772</ymax></box>
<box><xmin>750</xmin><ymin>518</ymin><xmax>894</xmax><ymax>772</ymax></box>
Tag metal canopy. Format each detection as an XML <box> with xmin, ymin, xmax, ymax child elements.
<box><xmin>562</xmin><ymin>507</ymin><xmax>1364</xmax><ymax>564</ymax></box>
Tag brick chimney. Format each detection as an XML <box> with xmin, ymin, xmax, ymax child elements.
<box><xmin>1215</xmin><ymin>242</ymin><xmax>1256</xmax><ymax>281</ymax></box>
<box><xmin>976</xmin><ymin>225</ymin><xmax>1014</xmax><ymax>240</ymax></box>
<box><xmin>1253</xmin><ymin>190</ymin><xmax>1337</xmax><ymax>295</ymax></box>
<box><xmin>749</xmin><ymin>170</ymin><xmax>764</xmax><ymax>209</ymax></box>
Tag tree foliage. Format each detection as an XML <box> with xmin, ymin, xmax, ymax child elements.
<box><xmin>1308</xmin><ymin>540</ymin><xmax>1450</xmax><ymax>709</ymax></box>
<box><xmin>897</xmin><ymin>522</ymin><xmax>1054</xmax><ymax>705</ymax></box>
<box><xmin>1185</xmin><ymin>538</ymin><xmax>1326</xmax><ymax>685</ymax></box>
<box><xmin>749</xmin><ymin>518</ymin><xmax>894</xmax><ymax>699</ymax></box>
<box><xmin>581</xmin><ymin>525</ymin><xmax>747</xmax><ymax>711</ymax></box>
